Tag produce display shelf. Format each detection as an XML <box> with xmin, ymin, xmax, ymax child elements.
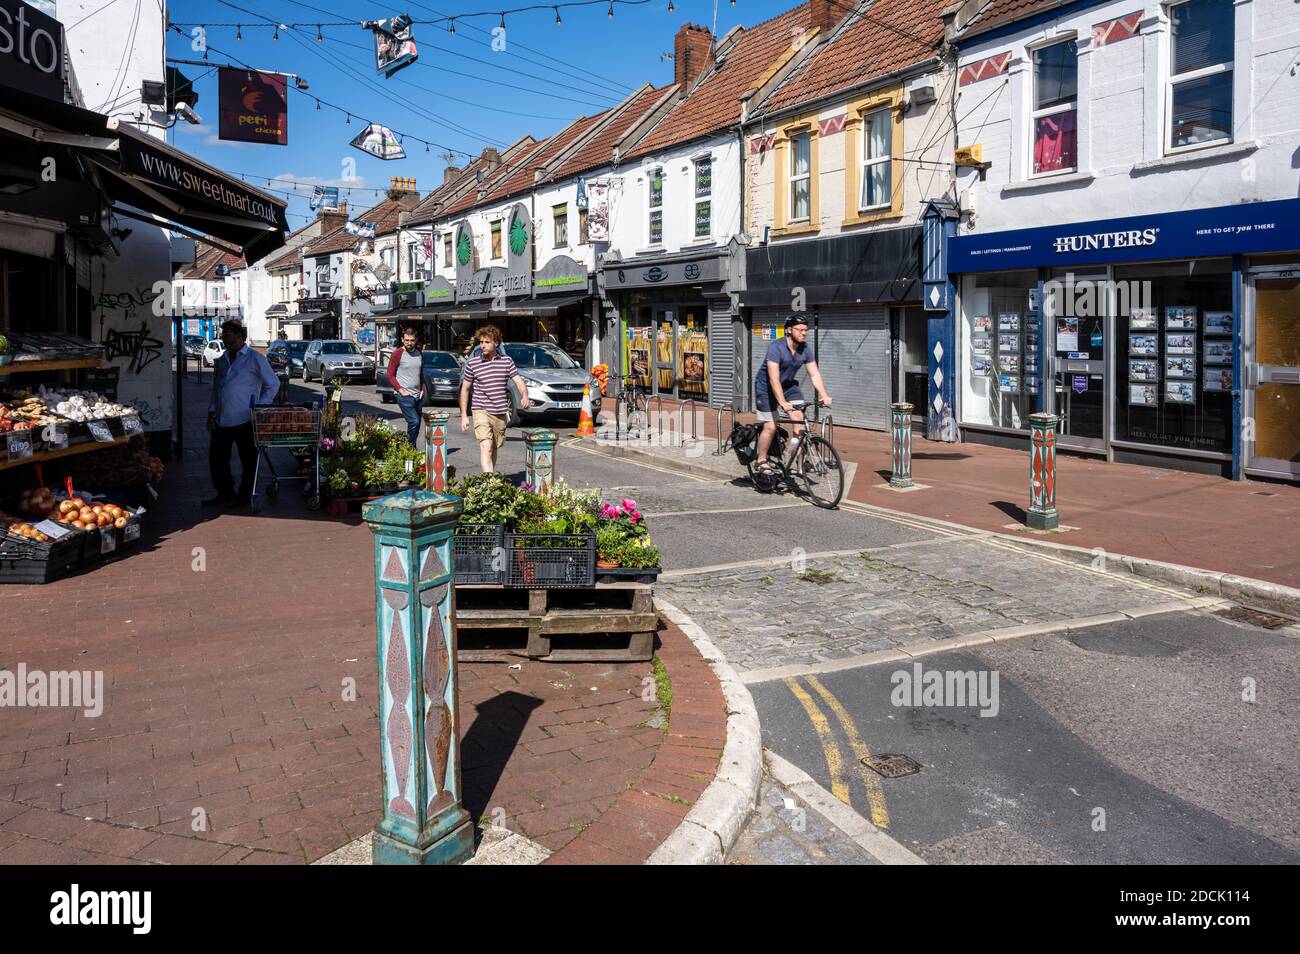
<box><xmin>0</xmin><ymin>357</ymin><xmax>103</xmax><ymax>376</ymax></box>
<box><xmin>0</xmin><ymin>435</ymin><xmax>128</xmax><ymax>471</ymax></box>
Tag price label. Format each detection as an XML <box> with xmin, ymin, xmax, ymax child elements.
<box><xmin>123</xmin><ymin>522</ymin><xmax>140</xmax><ymax>542</ymax></box>
<box><xmin>88</xmin><ymin>420</ymin><xmax>114</xmax><ymax>442</ymax></box>
<box><xmin>99</xmin><ymin>526</ymin><xmax>117</xmax><ymax>554</ymax></box>
<box><xmin>34</xmin><ymin>519</ymin><xmax>69</xmax><ymax>539</ymax></box>
<box><xmin>6</xmin><ymin>431</ymin><xmax>33</xmax><ymax>459</ymax></box>
<box><xmin>122</xmin><ymin>415</ymin><xmax>143</xmax><ymax>436</ymax></box>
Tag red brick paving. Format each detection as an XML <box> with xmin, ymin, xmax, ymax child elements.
<box><xmin>600</xmin><ymin>395</ymin><xmax>1300</xmax><ymax>589</ymax></box>
<box><xmin>0</xmin><ymin>377</ymin><xmax>728</xmax><ymax>865</ymax></box>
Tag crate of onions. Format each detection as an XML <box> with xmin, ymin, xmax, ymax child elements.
<box><xmin>53</xmin><ymin>494</ymin><xmax>144</xmax><ymax>562</ymax></box>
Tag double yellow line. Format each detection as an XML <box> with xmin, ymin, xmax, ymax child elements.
<box><xmin>784</xmin><ymin>675</ymin><xmax>890</xmax><ymax>829</ymax></box>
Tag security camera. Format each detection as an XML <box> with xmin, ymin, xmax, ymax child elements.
<box><xmin>175</xmin><ymin>103</ymin><xmax>202</xmax><ymax>125</ymax></box>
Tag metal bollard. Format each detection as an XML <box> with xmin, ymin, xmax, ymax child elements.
<box><xmin>423</xmin><ymin>408</ymin><xmax>450</xmax><ymax>493</ymax></box>
<box><xmin>363</xmin><ymin>490</ymin><xmax>472</xmax><ymax>865</ymax></box>
<box><xmin>523</xmin><ymin>428</ymin><xmax>557</xmax><ymax>493</ymax></box>
<box><xmin>889</xmin><ymin>403</ymin><xmax>914</xmax><ymax>488</ymax></box>
<box><xmin>1027</xmin><ymin>412</ymin><xmax>1059</xmax><ymax>530</ymax></box>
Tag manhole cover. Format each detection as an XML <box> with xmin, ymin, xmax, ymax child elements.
<box><xmin>862</xmin><ymin>753</ymin><xmax>922</xmax><ymax>778</ymax></box>
<box><xmin>1214</xmin><ymin>606</ymin><xmax>1294</xmax><ymax>630</ymax></box>
<box><xmin>1252</xmin><ymin>491</ymin><xmax>1278</xmax><ymax>497</ymax></box>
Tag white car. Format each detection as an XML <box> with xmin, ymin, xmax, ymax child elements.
<box><xmin>202</xmin><ymin>339</ymin><xmax>226</xmax><ymax>367</ymax></box>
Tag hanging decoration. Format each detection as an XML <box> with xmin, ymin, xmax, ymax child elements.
<box><xmin>309</xmin><ymin>185</ymin><xmax>340</xmax><ymax>210</ymax></box>
<box><xmin>217</xmin><ymin>68</ymin><xmax>288</xmax><ymax>145</ymax></box>
<box><xmin>350</xmin><ymin>123</ymin><xmax>407</xmax><ymax>160</ymax></box>
<box><xmin>364</xmin><ymin>14</ymin><xmax>419</xmax><ymax>79</ymax></box>
<box><xmin>345</xmin><ymin>220</ymin><xmax>378</xmax><ymax>239</ymax></box>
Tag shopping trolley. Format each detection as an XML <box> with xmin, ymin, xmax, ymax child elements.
<box><xmin>250</xmin><ymin>403</ymin><xmax>323</xmax><ymax>513</ymax></box>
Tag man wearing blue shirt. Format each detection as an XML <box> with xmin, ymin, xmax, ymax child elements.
<box><xmin>753</xmin><ymin>314</ymin><xmax>832</xmax><ymax>472</ymax></box>
<box><xmin>205</xmin><ymin>320</ymin><xmax>280</xmax><ymax>506</ymax></box>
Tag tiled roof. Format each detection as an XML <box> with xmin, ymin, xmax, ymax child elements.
<box><xmin>958</xmin><ymin>0</ymin><xmax>1075</xmax><ymax>39</ymax></box>
<box><xmin>179</xmin><ymin>245</ymin><xmax>245</xmax><ymax>280</ymax></box>
<box><xmin>548</xmin><ymin>84</ymin><xmax>673</xmax><ymax>181</ymax></box>
<box><xmin>475</xmin><ymin>112</ymin><xmax>610</xmax><ymax>205</ymax></box>
<box><xmin>303</xmin><ymin>198</ymin><xmax>410</xmax><ymax>255</ymax></box>
<box><xmin>760</xmin><ymin>0</ymin><xmax>946</xmax><ymax>114</ymax></box>
<box><xmin>628</xmin><ymin>4</ymin><xmax>814</xmax><ymax>157</ymax></box>
<box><xmin>440</xmin><ymin>156</ymin><xmax>526</xmax><ymax>218</ymax></box>
<box><xmin>416</xmin><ymin>137</ymin><xmax>539</xmax><ymax>222</ymax></box>
<box><xmin>266</xmin><ymin>245</ymin><xmax>303</xmax><ymax>270</ymax></box>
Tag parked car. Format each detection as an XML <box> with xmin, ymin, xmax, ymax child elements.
<box><xmin>267</xmin><ymin>339</ymin><xmax>309</xmax><ymax>378</ymax></box>
<box><xmin>302</xmin><ymin>339</ymin><xmax>376</xmax><ymax>385</ymax></box>
<box><xmin>181</xmin><ymin>335</ymin><xmax>205</xmax><ymax>359</ymax></box>
<box><xmin>466</xmin><ymin>341</ymin><xmax>597</xmax><ymax>424</ymax></box>
<box><xmin>202</xmin><ymin>339</ymin><xmax>225</xmax><ymax>367</ymax></box>
<box><xmin>375</xmin><ymin>349</ymin><xmax>464</xmax><ymax>405</ymax></box>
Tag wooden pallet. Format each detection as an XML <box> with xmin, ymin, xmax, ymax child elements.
<box><xmin>454</xmin><ymin>581</ymin><xmax>656</xmax><ymax>662</ymax></box>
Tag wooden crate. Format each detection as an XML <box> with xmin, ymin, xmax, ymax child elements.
<box><xmin>454</xmin><ymin>581</ymin><xmax>656</xmax><ymax>662</ymax></box>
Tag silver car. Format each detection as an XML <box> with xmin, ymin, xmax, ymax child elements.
<box><xmin>467</xmin><ymin>341</ymin><xmax>597</xmax><ymax>423</ymax></box>
<box><xmin>303</xmin><ymin>340</ymin><xmax>376</xmax><ymax>385</ymax></box>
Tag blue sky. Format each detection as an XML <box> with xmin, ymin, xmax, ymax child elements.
<box><xmin>167</xmin><ymin>0</ymin><xmax>796</xmax><ymax>229</ymax></box>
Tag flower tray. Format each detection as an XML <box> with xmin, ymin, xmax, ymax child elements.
<box><xmin>593</xmin><ymin>565</ymin><xmax>661</xmax><ymax>585</ymax></box>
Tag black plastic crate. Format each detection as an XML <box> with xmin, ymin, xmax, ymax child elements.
<box><xmin>506</xmin><ymin>532</ymin><xmax>596</xmax><ymax>588</ymax></box>
<box><xmin>453</xmin><ymin>523</ymin><xmax>506</xmax><ymax>584</ymax></box>
<box><xmin>594</xmin><ymin>565</ymin><xmax>662</xmax><ymax>585</ymax></box>
<box><xmin>0</xmin><ymin>530</ymin><xmax>82</xmax><ymax>584</ymax></box>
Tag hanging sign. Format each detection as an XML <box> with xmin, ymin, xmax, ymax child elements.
<box><xmin>576</xmin><ymin>177</ymin><xmax>588</xmax><ymax>211</ymax></box>
<box><xmin>344</xmin><ymin>220</ymin><xmax>377</xmax><ymax>239</ymax></box>
<box><xmin>350</xmin><ymin>124</ymin><xmax>406</xmax><ymax>161</ymax></box>
<box><xmin>586</xmin><ymin>181</ymin><xmax>610</xmax><ymax>242</ymax></box>
<box><xmin>310</xmin><ymin>185</ymin><xmax>340</xmax><ymax>211</ymax></box>
<box><xmin>218</xmin><ymin>67</ymin><xmax>288</xmax><ymax>145</ymax></box>
<box><xmin>364</xmin><ymin>14</ymin><xmax>418</xmax><ymax>78</ymax></box>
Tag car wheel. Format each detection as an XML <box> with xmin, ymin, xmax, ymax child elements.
<box><xmin>380</xmin><ymin>393</ymin><xmax>393</xmax><ymax>404</ymax></box>
<box><xmin>322</xmin><ymin>371</ymin><xmax>332</xmax><ymax>387</ymax></box>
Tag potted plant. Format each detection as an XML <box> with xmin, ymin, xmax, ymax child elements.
<box><xmin>0</xmin><ymin>334</ymin><xmax>10</xmax><ymax>367</ymax></box>
<box><xmin>596</xmin><ymin>525</ymin><xmax>624</xmax><ymax>569</ymax></box>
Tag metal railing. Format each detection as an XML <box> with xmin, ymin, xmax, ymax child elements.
<box><xmin>677</xmin><ymin>398</ymin><xmax>699</xmax><ymax>446</ymax></box>
<box><xmin>714</xmin><ymin>401</ymin><xmax>738</xmax><ymax>455</ymax></box>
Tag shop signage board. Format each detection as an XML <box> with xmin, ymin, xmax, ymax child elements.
<box><xmin>607</xmin><ymin>255</ymin><xmax>722</xmax><ymax>289</ymax></box>
<box><xmin>456</xmin><ymin>203</ymin><xmax>531</xmax><ymax>303</ymax></box>
<box><xmin>950</xmin><ymin>198</ymin><xmax>1300</xmax><ymax>272</ymax></box>
<box><xmin>534</xmin><ymin>255</ymin><xmax>588</xmax><ymax>292</ymax></box>
<box><xmin>0</xmin><ymin>0</ymin><xmax>65</xmax><ymax>103</ymax></box>
<box><xmin>218</xmin><ymin>67</ymin><xmax>288</xmax><ymax>145</ymax></box>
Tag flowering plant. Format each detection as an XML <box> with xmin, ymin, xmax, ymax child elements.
<box><xmin>598</xmin><ymin>497</ymin><xmax>647</xmax><ymax>542</ymax></box>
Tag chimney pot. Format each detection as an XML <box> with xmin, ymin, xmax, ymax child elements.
<box><xmin>673</xmin><ymin>23</ymin><xmax>713</xmax><ymax>94</ymax></box>
<box><xmin>808</xmin><ymin>0</ymin><xmax>837</xmax><ymax>35</ymax></box>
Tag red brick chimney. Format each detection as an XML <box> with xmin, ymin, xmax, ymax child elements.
<box><xmin>674</xmin><ymin>24</ymin><xmax>713</xmax><ymax>93</ymax></box>
<box><xmin>443</xmin><ymin>165</ymin><xmax>461</xmax><ymax>185</ymax></box>
<box><xmin>481</xmin><ymin>147</ymin><xmax>501</xmax><ymax>172</ymax></box>
<box><xmin>319</xmin><ymin>203</ymin><xmax>347</xmax><ymax>233</ymax></box>
<box><xmin>808</xmin><ymin>0</ymin><xmax>837</xmax><ymax>35</ymax></box>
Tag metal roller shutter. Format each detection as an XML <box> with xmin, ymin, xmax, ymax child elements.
<box><xmin>748</xmin><ymin>307</ymin><xmax>788</xmax><ymax>411</ymax></box>
<box><xmin>815</xmin><ymin>305</ymin><xmax>890</xmax><ymax>430</ymax></box>
<box><xmin>707</xmin><ymin>308</ymin><xmax>735</xmax><ymax>408</ymax></box>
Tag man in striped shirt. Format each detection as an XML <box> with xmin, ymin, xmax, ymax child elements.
<box><xmin>459</xmin><ymin>324</ymin><xmax>530</xmax><ymax>473</ymax></box>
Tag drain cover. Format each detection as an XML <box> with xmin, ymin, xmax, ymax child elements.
<box><xmin>862</xmin><ymin>753</ymin><xmax>922</xmax><ymax>778</ymax></box>
<box><xmin>1252</xmin><ymin>491</ymin><xmax>1278</xmax><ymax>497</ymax></box>
<box><xmin>1215</xmin><ymin>606</ymin><xmax>1295</xmax><ymax>630</ymax></box>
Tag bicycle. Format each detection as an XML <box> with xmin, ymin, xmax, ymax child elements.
<box><xmin>606</xmin><ymin>371</ymin><xmax>650</xmax><ymax>438</ymax></box>
<box><xmin>742</xmin><ymin>400</ymin><xmax>844</xmax><ymax>509</ymax></box>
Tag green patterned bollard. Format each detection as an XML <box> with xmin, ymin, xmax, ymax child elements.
<box><xmin>1027</xmin><ymin>412</ymin><xmax>1059</xmax><ymax>531</ymax></box>
<box><xmin>363</xmin><ymin>489</ymin><xmax>472</xmax><ymax>865</ymax></box>
<box><xmin>523</xmin><ymin>428</ymin><xmax>557</xmax><ymax>493</ymax></box>
<box><xmin>890</xmin><ymin>403</ymin><xmax>914</xmax><ymax>489</ymax></box>
<box><xmin>423</xmin><ymin>408</ymin><xmax>450</xmax><ymax>493</ymax></box>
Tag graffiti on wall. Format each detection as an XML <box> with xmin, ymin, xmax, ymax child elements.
<box><xmin>103</xmin><ymin>321</ymin><xmax>164</xmax><ymax>375</ymax></box>
<box><xmin>97</xmin><ymin>284</ymin><xmax>171</xmax><ymax>431</ymax></box>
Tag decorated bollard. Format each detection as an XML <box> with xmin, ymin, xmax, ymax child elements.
<box><xmin>523</xmin><ymin>428</ymin><xmax>557</xmax><ymax>493</ymax></box>
<box><xmin>422</xmin><ymin>408</ymin><xmax>450</xmax><ymax>493</ymax></box>
<box><xmin>889</xmin><ymin>403</ymin><xmax>914</xmax><ymax>489</ymax></box>
<box><xmin>363</xmin><ymin>490</ymin><xmax>472</xmax><ymax>865</ymax></box>
<box><xmin>1027</xmin><ymin>412</ymin><xmax>1059</xmax><ymax>531</ymax></box>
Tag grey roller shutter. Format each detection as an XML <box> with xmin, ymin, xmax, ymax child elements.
<box><xmin>707</xmin><ymin>307</ymin><xmax>735</xmax><ymax>408</ymax></box>
<box><xmin>815</xmin><ymin>305</ymin><xmax>890</xmax><ymax>429</ymax></box>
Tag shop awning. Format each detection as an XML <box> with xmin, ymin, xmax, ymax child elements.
<box><xmin>266</xmin><ymin>303</ymin><xmax>288</xmax><ymax>316</ymax></box>
<box><xmin>496</xmin><ymin>295</ymin><xmax>590</xmax><ymax>317</ymax></box>
<box><xmin>87</xmin><ymin>121</ymin><xmax>289</xmax><ymax>261</ymax></box>
<box><xmin>281</xmin><ymin>311</ymin><xmax>330</xmax><ymax>324</ymax></box>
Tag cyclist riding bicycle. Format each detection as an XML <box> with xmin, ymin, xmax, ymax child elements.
<box><xmin>753</xmin><ymin>314</ymin><xmax>832</xmax><ymax>473</ymax></box>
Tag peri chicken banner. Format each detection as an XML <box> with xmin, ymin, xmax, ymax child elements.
<box><xmin>350</xmin><ymin>123</ymin><xmax>406</xmax><ymax>160</ymax></box>
<box><xmin>218</xmin><ymin>67</ymin><xmax>288</xmax><ymax>145</ymax></box>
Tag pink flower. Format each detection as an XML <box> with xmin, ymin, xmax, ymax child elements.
<box><xmin>620</xmin><ymin>498</ymin><xmax>637</xmax><ymax>513</ymax></box>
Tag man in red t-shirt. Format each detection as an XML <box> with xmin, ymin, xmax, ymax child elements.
<box><xmin>459</xmin><ymin>324</ymin><xmax>530</xmax><ymax>473</ymax></box>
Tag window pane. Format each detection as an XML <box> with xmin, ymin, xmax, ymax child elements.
<box><xmin>865</xmin><ymin>110</ymin><xmax>889</xmax><ymax>160</ymax></box>
<box><xmin>1033</xmin><ymin>108</ymin><xmax>1078</xmax><ymax>173</ymax></box>
<box><xmin>792</xmin><ymin>179</ymin><xmax>810</xmax><ymax>221</ymax></box>
<box><xmin>1171</xmin><ymin>0</ymin><xmax>1234</xmax><ymax>75</ymax></box>
<box><xmin>695</xmin><ymin>200</ymin><xmax>710</xmax><ymax>237</ymax></box>
<box><xmin>695</xmin><ymin>158</ymin><xmax>712</xmax><ymax>197</ymax></box>
<box><xmin>1033</xmin><ymin>40</ymin><xmax>1077</xmax><ymax>109</ymax></box>
<box><xmin>792</xmin><ymin>133</ymin><xmax>810</xmax><ymax>177</ymax></box>
<box><xmin>861</xmin><ymin>159</ymin><xmax>890</xmax><ymax>208</ymax></box>
<box><xmin>1171</xmin><ymin>71</ymin><xmax>1232</xmax><ymax>148</ymax></box>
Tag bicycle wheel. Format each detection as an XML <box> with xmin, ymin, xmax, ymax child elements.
<box><xmin>796</xmin><ymin>435</ymin><xmax>844</xmax><ymax>509</ymax></box>
<box><xmin>747</xmin><ymin>458</ymin><xmax>786</xmax><ymax>494</ymax></box>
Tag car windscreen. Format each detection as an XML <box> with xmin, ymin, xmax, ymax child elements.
<box><xmin>422</xmin><ymin>352</ymin><xmax>459</xmax><ymax>370</ymax></box>
<box><xmin>322</xmin><ymin>343</ymin><xmax>359</xmax><ymax>355</ymax></box>
<box><xmin>284</xmin><ymin>341</ymin><xmax>308</xmax><ymax>354</ymax></box>
<box><xmin>505</xmin><ymin>345</ymin><xmax>577</xmax><ymax>369</ymax></box>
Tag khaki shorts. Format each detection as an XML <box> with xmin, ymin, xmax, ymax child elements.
<box><xmin>472</xmin><ymin>410</ymin><xmax>507</xmax><ymax>447</ymax></box>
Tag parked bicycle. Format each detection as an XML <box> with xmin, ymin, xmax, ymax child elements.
<box><xmin>606</xmin><ymin>371</ymin><xmax>650</xmax><ymax>438</ymax></box>
<box><xmin>725</xmin><ymin>400</ymin><xmax>844</xmax><ymax>509</ymax></box>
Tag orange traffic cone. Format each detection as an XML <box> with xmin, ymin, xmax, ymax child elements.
<box><xmin>576</xmin><ymin>383</ymin><xmax>596</xmax><ymax>436</ymax></box>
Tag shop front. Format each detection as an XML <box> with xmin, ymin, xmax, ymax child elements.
<box><xmin>532</xmin><ymin>254</ymin><xmax>599</xmax><ymax>367</ymax></box>
<box><xmin>949</xmin><ymin>198</ymin><xmax>1300</xmax><ymax>480</ymax></box>
<box><xmin>741</xmin><ymin>225</ymin><xmax>923</xmax><ymax>430</ymax></box>
<box><xmin>600</xmin><ymin>241</ymin><xmax>742</xmax><ymax>408</ymax></box>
